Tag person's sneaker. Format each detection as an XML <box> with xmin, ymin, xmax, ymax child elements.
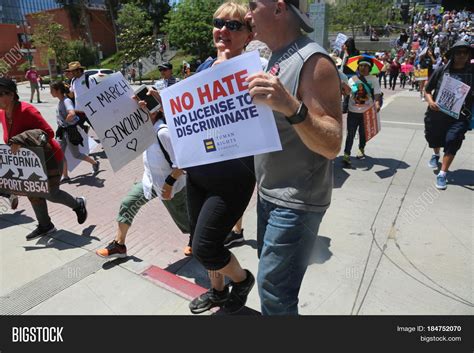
<box><xmin>342</xmin><ymin>153</ymin><xmax>351</xmax><ymax>167</ymax></box>
<box><xmin>435</xmin><ymin>174</ymin><xmax>447</xmax><ymax>190</ymax></box>
<box><xmin>189</xmin><ymin>287</ymin><xmax>229</xmax><ymax>314</ymax></box>
<box><xmin>96</xmin><ymin>241</ymin><xmax>127</xmax><ymax>259</ymax></box>
<box><xmin>183</xmin><ymin>245</ymin><xmax>192</xmax><ymax>256</ymax></box>
<box><xmin>74</xmin><ymin>197</ymin><xmax>88</xmax><ymax>224</ymax></box>
<box><xmin>356</xmin><ymin>148</ymin><xmax>366</xmax><ymax>159</ymax></box>
<box><xmin>60</xmin><ymin>176</ymin><xmax>70</xmax><ymax>184</ymax></box>
<box><xmin>223</xmin><ymin>269</ymin><xmax>255</xmax><ymax>314</ymax></box>
<box><xmin>224</xmin><ymin>230</ymin><xmax>245</xmax><ymax>247</ymax></box>
<box><xmin>92</xmin><ymin>161</ymin><xmax>100</xmax><ymax>174</ymax></box>
<box><xmin>9</xmin><ymin>194</ymin><xmax>19</xmax><ymax>210</ymax></box>
<box><xmin>428</xmin><ymin>154</ymin><xmax>440</xmax><ymax>169</ymax></box>
<box><xmin>26</xmin><ymin>223</ymin><xmax>56</xmax><ymax>240</ymax></box>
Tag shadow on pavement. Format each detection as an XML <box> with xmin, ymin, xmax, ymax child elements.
<box><xmin>309</xmin><ymin>235</ymin><xmax>333</xmax><ymax>265</ymax></box>
<box><xmin>0</xmin><ymin>210</ymin><xmax>35</xmax><ymax>229</ymax></box>
<box><xmin>334</xmin><ymin>161</ymin><xmax>351</xmax><ymax>188</ymax></box>
<box><xmin>448</xmin><ymin>169</ymin><xmax>474</xmax><ymax>190</ymax></box>
<box><xmin>67</xmin><ymin>174</ymin><xmax>106</xmax><ymax>188</ymax></box>
<box><xmin>23</xmin><ymin>228</ymin><xmax>98</xmax><ymax>251</ymax></box>
<box><xmin>166</xmin><ymin>257</ymin><xmax>211</xmax><ymax>289</ymax></box>
<box><xmin>102</xmin><ymin>256</ymin><xmax>143</xmax><ymax>270</ymax></box>
<box><xmin>356</xmin><ymin>155</ymin><xmax>410</xmax><ymax>178</ymax></box>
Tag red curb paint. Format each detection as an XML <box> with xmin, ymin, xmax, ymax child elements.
<box><xmin>141</xmin><ymin>265</ymin><xmax>207</xmax><ymax>301</ymax></box>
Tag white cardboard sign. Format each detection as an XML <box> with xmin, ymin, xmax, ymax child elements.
<box><xmin>75</xmin><ymin>72</ymin><xmax>156</xmax><ymax>172</ymax></box>
<box><xmin>160</xmin><ymin>51</ymin><xmax>282</xmax><ymax>169</ymax></box>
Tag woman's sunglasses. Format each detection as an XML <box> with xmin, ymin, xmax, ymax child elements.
<box><xmin>213</xmin><ymin>18</ymin><xmax>249</xmax><ymax>32</ymax></box>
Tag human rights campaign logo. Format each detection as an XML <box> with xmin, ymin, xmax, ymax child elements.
<box><xmin>203</xmin><ymin>139</ymin><xmax>216</xmax><ymax>152</ymax></box>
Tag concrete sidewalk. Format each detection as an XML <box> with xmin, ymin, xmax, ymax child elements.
<box><xmin>0</xmin><ymin>85</ymin><xmax>472</xmax><ymax>316</ymax></box>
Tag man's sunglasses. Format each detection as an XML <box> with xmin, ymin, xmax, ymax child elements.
<box><xmin>0</xmin><ymin>91</ymin><xmax>12</xmax><ymax>97</ymax></box>
<box><xmin>213</xmin><ymin>18</ymin><xmax>249</xmax><ymax>32</ymax></box>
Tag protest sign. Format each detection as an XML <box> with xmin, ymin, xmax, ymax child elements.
<box><xmin>64</xmin><ymin>128</ymin><xmax>99</xmax><ymax>172</ymax></box>
<box><xmin>75</xmin><ymin>72</ymin><xmax>156</xmax><ymax>172</ymax></box>
<box><xmin>333</xmin><ymin>33</ymin><xmax>348</xmax><ymax>52</ymax></box>
<box><xmin>160</xmin><ymin>51</ymin><xmax>281</xmax><ymax>169</ymax></box>
<box><xmin>363</xmin><ymin>104</ymin><xmax>381</xmax><ymax>142</ymax></box>
<box><xmin>414</xmin><ymin>68</ymin><xmax>428</xmax><ymax>81</ymax></box>
<box><xmin>411</xmin><ymin>41</ymin><xmax>420</xmax><ymax>51</ymax></box>
<box><xmin>0</xmin><ymin>145</ymin><xmax>49</xmax><ymax>197</ymax></box>
<box><xmin>436</xmin><ymin>75</ymin><xmax>471</xmax><ymax>119</ymax></box>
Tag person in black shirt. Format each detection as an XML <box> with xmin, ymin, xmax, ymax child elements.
<box><xmin>423</xmin><ymin>41</ymin><xmax>473</xmax><ymax>190</ymax></box>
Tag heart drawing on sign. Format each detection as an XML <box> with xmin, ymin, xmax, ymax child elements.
<box><xmin>126</xmin><ymin>138</ymin><xmax>138</xmax><ymax>152</ymax></box>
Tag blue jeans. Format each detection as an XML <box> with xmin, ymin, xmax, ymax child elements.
<box><xmin>257</xmin><ymin>197</ymin><xmax>325</xmax><ymax>315</ymax></box>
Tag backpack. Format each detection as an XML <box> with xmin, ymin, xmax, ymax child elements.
<box><xmin>156</xmin><ymin>125</ymin><xmax>173</xmax><ymax>168</ymax></box>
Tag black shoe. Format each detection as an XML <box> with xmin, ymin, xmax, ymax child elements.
<box><xmin>224</xmin><ymin>229</ymin><xmax>245</xmax><ymax>247</ymax></box>
<box><xmin>74</xmin><ymin>197</ymin><xmax>88</xmax><ymax>224</ymax></box>
<box><xmin>223</xmin><ymin>269</ymin><xmax>255</xmax><ymax>314</ymax></box>
<box><xmin>92</xmin><ymin>160</ymin><xmax>100</xmax><ymax>174</ymax></box>
<box><xmin>189</xmin><ymin>287</ymin><xmax>229</xmax><ymax>314</ymax></box>
<box><xmin>26</xmin><ymin>223</ymin><xmax>56</xmax><ymax>240</ymax></box>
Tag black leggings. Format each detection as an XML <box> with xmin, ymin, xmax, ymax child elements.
<box><xmin>187</xmin><ymin>160</ymin><xmax>255</xmax><ymax>271</ymax></box>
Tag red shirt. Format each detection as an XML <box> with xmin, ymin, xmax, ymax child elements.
<box><xmin>0</xmin><ymin>102</ymin><xmax>63</xmax><ymax>162</ymax></box>
<box><xmin>25</xmin><ymin>70</ymin><xmax>38</xmax><ymax>83</ymax></box>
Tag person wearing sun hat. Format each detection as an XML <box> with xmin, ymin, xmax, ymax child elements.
<box><xmin>342</xmin><ymin>56</ymin><xmax>381</xmax><ymax>166</ymax></box>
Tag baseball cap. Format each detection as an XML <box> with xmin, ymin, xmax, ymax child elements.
<box><xmin>285</xmin><ymin>0</ymin><xmax>314</xmax><ymax>33</ymax></box>
<box><xmin>158</xmin><ymin>62</ymin><xmax>173</xmax><ymax>70</ymax></box>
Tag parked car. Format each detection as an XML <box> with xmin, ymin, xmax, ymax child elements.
<box><xmin>84</xmin><ymin>68</ymin><xmax>114</xmax><ymax>83</ymax></box>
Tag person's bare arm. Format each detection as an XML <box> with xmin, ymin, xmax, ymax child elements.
<box><xmin>247</xmin><ymin>54</ymin><xmax>342</xmax><ymax>159</ymax></box>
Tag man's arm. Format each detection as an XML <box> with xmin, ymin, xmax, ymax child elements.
<box><xmin>247</xmin><ymin>54</ymin><xmax>342</xmax><ymax>159</ymax></box>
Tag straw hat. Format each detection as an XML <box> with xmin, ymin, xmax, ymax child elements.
<box><xmin>64</xmin><ymin>61</ymin><xmax>85</xmax><ymax>71</ymax></box>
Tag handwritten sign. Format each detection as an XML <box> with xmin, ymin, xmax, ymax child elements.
<box><xmin>436</xmin><ymin>75</ymin><xmax>471</xmax><ymax>119</ymax></box>
<box><xmin>414</xmin><ymin>69</ymin><xmax>428</xmax><ymax>81</ymax></box>
<box><xmin>333</xmin><ymin>33</ymin><xmax>348</xmax><ymax>52</ymax></box>
<box><xmin>75</xmin><ymin>72</ymin><xmax>156</xmax><ymax>172</ymax></box>
<box><xmin>363</xmin><ymin>104</ymin><xmax>381</xmax><ymax>142</ymax></box>
<box><xmin>0</xmin><ymin>145</ymin><xmax>49</xmax><ymax>197</ymax></box>
<box><xmin>160</xmin><ymin>51</ymin><xmax>281</xmax><ymax>169</ymax></box>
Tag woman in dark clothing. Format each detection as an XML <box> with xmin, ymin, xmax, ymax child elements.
<box><xmin>389</xmin><ymin>58</ymin><xmax>401</xmax><ymax>90</ymax></box>
<box><xmin>186</xmin><ymin>1</ymin><xmax>256</xmax><ymax>315</ymax></box>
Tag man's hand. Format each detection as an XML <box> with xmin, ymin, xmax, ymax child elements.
<box><xmin>10</xmin><ymin>143</ymin><xmax>21</xmax><ymax>154</ymax></box>
<box><xmin>247</xmin><ymin>72</ymin><xmax>299</xmax><ymax>117</ymax></box>
<box><xmin>161</xmin><ymin>183</ymin><xmax>172</xmax><ymax>200</ymax></box>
